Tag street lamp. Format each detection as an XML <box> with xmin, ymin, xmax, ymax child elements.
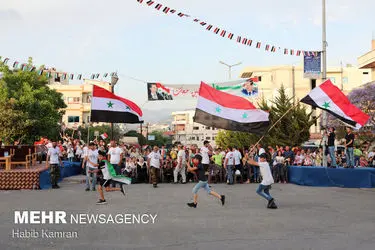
<box><xmin>219</xmin><ymin>61</ymin><xmax>242</xmax><ymax>79</ymax></box>
<box><xmin>110</xmin><ymin>74</ymin><xmax>119</xmax><ymax>140</ymax></box>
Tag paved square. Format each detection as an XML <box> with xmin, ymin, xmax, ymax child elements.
<box><xmin>1</xmin><ymin>181</ymin><xmax>374</xmax><ymax>250</ymax></box>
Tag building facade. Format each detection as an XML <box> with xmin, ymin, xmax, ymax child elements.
<box><xmin>48</xmin><ymin>78</ymin><xmax>112</xmax><ymax>129</ymax></box>
<box><xmin>171</xmin><ymin>110</ymin><xmax>219</xmax><ymax>147</ymax></box>
<box><xmin>239</xmin><ymin>64</ymin><xmax>372</xmax><ymax>134</ymax></box>
<box><xmin>358</xmin><ymin>39</ymin><xmax>375</xmax><ymax>81</ymax></box>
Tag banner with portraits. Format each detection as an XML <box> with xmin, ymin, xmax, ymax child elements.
<box><xmin>147</xmin><ymin>78</ymin><xmax>260</xmax><ymax>101</ymax></box>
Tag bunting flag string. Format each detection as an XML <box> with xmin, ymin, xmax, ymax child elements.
<box><xmin>0</xmin><ymin>56</ymin><xmax>117</xmax><ymax>81</ymax></box>
<box><xmin>136</xmin><ymin>0</ymin><xmax>319</xmax><ymax>56</ymax></box>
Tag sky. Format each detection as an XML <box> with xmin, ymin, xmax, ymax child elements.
<box><xmin>1</xmin><ymin>0</ymin><xmax>375</xmax><ymax>121</ymax></box>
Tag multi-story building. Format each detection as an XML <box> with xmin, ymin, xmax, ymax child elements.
<box><xmin>239</xmin><ymin>63</ymin><xmax>371</xmax><ymax>134</ymax></box>
<box><xmin>171</xmin><ymin>110</ymin><xmax>219</xmax><ymax>147</ymax></box>
<box><xmin>48</xmin><ymin>78</ymin><xmax>112</xmax><ymax>129</ymax></box>
<box><xmin>358</xmin><ymin>39</ymin><xmax>375</xmax><ymax>81</ymax></box>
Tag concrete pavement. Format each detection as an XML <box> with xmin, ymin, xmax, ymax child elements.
<box><xmin>0</xmin><ymin>180</ymin><xmax>374</xmax><ymax>250</ymax></box>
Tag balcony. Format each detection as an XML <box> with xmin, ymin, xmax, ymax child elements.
<box><xmin>358</xmin><ymin>49</ymin><xmax>375</xmax><ymax>69</ymax></box>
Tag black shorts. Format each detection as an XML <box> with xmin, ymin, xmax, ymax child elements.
<box><xmin>98</xmin><ymin>178</ymin><xmax>111</xmax><ymax>187</ymax></box>
<box><xmin>203</xmin><ymin>164</ymin><xmax>209</xmax><ymax>172</ymax></box>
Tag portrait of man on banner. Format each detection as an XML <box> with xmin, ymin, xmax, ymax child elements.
<box><xmin>241</xmin><ymin>79</ymin><xmax>258</xmax><ymax>97</ymax></box>
<box><xmin>147</xmin><ymin>82</ymin><xmax>173</xmax><ymax>101</ymax></box>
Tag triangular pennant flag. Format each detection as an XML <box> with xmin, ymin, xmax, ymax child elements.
<box><xmin>90</xmin><ymin>74</ymin><xmax>95</xmax><ymax>79</ymax></box>
<box><xmin>103</xmin><ymin>73</ymin><xmax>108</xmax><ymax>77</ymax></box>
<box><xmin>95</xmin><ymin>73</ymin><xmax>100</xmax><ymax>78</ymax></box>
<box><xmin>70</xmin><ymin>74</ymin><xmax>74</xmax><ymax>80</ymax></box>
<box><xmin>13</xmin><ymin>61</ymin><xmax>19</xmax><ymax>68</ymax></box>
<box><xmin>77</xmin><ymin>74</ymin><xmax>82</xmax><ymax>80</ymax></box>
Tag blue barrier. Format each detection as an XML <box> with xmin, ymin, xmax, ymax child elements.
<box><xmin>288</xmin><ymin>166</ymin><xmax>375</xmax><ymax>188</ymax></box>
<box><xmin>40</xmin><ymin>161</ymin><xmax>82</xmax><ymax>189</ymax></box>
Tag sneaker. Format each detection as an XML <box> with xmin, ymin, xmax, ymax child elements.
<box><xmin>120</xmin><ymin>184</ymin><xmax>126</xmax><ymax>196</ymax></box>
<box><xmin>85</xmin><ymin>188</ymin><xmax>90</xmax><ymax>191</ymax></box>
<box><xmin>267</xmin><ymin>198</ymin><xmax>274</xmax><ymax>208</ymax></box>
<box><xmin>96</xmin><ymin>199</ymin><xmax>107</xmax><ymax>205</ymax></box>
<box><xmin>267</xmin><ymin>199</ymin><xmax>278</xmax><ymax>209</ymax></box>
<box><xmin>220</xmin><ymin>195</ymin><xmax>225</xmax><ymax>206</ymax></box>
<box><xmin>187</xmin><ymin>202</ymin><xmax>197</xmax><ymax>208</ymax></box>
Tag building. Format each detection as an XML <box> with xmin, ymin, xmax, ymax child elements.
<box><xmin>239</xmin><ymin>64</ymin><xmax>371</xmax><ymax>134</ymax></box>
<box><xmin>48</xmin><ymin>78</ymin><xmax>112</xmax><ymax>129</ymax></box>
<box><xmin>139</xmin><ymin>123</ymin><xmax>170</xmax><ymax>138</ymax></box>
<box><xmin>358</xmin><ymin>39</ymin><xmax>375</xmax><ymax>81</ymax></box>
<box><xmin>171</xmin><ymin>110</ymin><xmax>219</xmax><ymax>147</ymax></box>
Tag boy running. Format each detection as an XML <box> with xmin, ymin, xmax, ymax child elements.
<box><xmin>187</xmin><ymin>154</ymin><xmax>225</xmax><ymax>208</ymax></box>
<box><xmin>90</xmin><ymin>151</ymin><xmax>126</xmax><ymax>205</ymax></box>
<box><xmin>247</xmin><ymin>153</ymin><xmax>277</xmax><ymax>209</ymax></box>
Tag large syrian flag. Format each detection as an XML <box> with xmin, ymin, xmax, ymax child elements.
<box><xmin>301</xmin><ymin>79</ymin><xmax>370</xmax><ymax>129</ymax></box>
<box><xmin>91</xmin><ymin>85</ymin><xmax>143</xmax><ymax>123</ymax></box>
<box><xmin>194</xmin><ymin>82</ymin><xmax>270</xmax><ymax>134</ymax></box>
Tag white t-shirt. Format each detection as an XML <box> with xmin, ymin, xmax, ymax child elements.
<box><xmin>259</xmin><ymin>161</ymin><xmax>274</xmax><ymax>185</ymax></box>
<box><xmin>108</xmin><ymin>147</ymin><xmax>123</xmax><ymax>165</ymax></box>
<box><xmin>148</xmin><ymin>151</ymin><xmax>162</xmax><ymax>168</ymax></box>
<box><xmin>225</xmin><ymin>151</ymin><xmax>235</xmax><ymax>166</ymax></box>
<box><xmin>75</xmin><ymin>146</ymin><xmax>83</xmax><ymax>157</ymax></box>
<box><xmin>82</xmin><ymin>146</ymin><xmax>88</xmax><ymax>159</ymax></box>
<box><xmin>177</xmin><ymin>150</ymin><xmax>186</xmax><ymax>164</ymax></box>
<box><xmin>258</xmin><ymin>148</ymin><xmax>266</xmax><ymax>156</ymax></box>
<box><xmin>200</xmin><ymin>146</ymin><xmax>210</xmax><ymax>164</ymax></box>
<box><xmin>47</xmin><ymin>147</ymin><xmax>60</xmax><ymax>164</ymax></box>
<box><xmin>86</xmin><ymin>149</ymin><xmax>99</xmax><ymax>169</ymax></box>
<box><xmin>234</xmin><ymin>150</ymin><xmax>242</xmax><ymax>165</ymax></box>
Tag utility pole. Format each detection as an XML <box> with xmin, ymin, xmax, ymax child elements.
<box><xmin>219</xmin><ymin>61</ymin><xmax>242</xmax><ymax>79</ymax></box>
<box><xmin>322</xmin><ymin>0</ymin><xmax>328</xmax><ymax>167</ymax></box>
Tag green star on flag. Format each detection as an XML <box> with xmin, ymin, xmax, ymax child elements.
<box><xmin>215</xmin><ymin>106</ymin><xmax>221</xmax><ymax>113</ymax></box>
<box><xmin>107</xmin><ymin>101</ymin><xmax>114</xmax><ymax>108</ymax></box>
<box><xmin>125</xmin><ymin>106</ymin><xmax>131</xmax><ymax>110</ymax></box>
<box><xmin>322</xmin><ymin>101</ymin><xmax>330</xmax><ymax>109</ymax></box>
<box><xmin>242</xmin><ymin>113</ymin><xmax>248</xmax><ymax>119</ymax></box>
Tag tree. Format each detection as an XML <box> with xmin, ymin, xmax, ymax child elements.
<box><xmin>124</xmin><ymin>130</ymin><xmax>147</xmax><ymax>145</ymax></box>
<box><xmin>215</xmin><ymin>86</ymin><xmax>316</xmax><ymax>148</ymax></box>
<box><xmin>148</xmin><ymin>131</ymin><xmax>172</xmax><ymax>147</ymax></box>
<box><xmin>0</xmin><ymin>59</ymin><xmax>66</xmax><ymax>144</ymax></box>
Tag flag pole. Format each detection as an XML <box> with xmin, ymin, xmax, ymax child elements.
<box><xmin>250</xmin><ymin>103</ymin><xmax>299</xmax><ymax>153</ymax></box>
<box><xmin>322</xmin><ymin>0</ymin><xmax>328</xmax><ymax>167</ymax></box>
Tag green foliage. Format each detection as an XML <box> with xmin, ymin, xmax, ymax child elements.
<box><xmin>0</xmin><ymin>59</ymin><xmax>66</xmax><ymax>144</ymax></box>
<box><xmin>215</xmin><ymin>86</ymin><xmax>316</xmax><ymax>148</ymax></box>
<box><xmin>147</xmin><ymin>131</ymin><xmax>172</xmax><ymax>147</ymax></box>
<box><xmin>124</xmin><ymin>130</ymin><xmax>147</xmax><ymax>145</ymax></box>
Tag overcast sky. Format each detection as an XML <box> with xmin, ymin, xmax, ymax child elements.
<box><xmin>1</xmin><ymin>0</ymin><xmax>374</xmax><ymax>117</ymax></box>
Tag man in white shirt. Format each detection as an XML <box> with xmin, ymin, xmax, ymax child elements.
<box><xmin>200</xmin><ymin>140</ymin><xmax>213</xmax><ymax>171</ymax></box>
<box><xmin>224</xmin><ymin>146</ymin><xmax>235</xmax><ymax>185</ymax></box>
<box><xmin>147</xmin><ymin>146</ymin><xmax>162</xmax><ymax>188</ymax></box>
<box><xmin>46</xmin><ymin>141</ymin><xmax>63</xmax><ymax>189</ymax></box>
<box><xmin>108</xmin><ymin>140</ymin><xmax>124</xmax><ymax>187</ymax></box>
<box><xmin>85</xmin><ymin>142</ymin><xmax>99</xmax><ymax>191</ymax></box>
<box><xmin>257</xmin><ymin>144</ymin><xmax>266</xmax><ymax>156</ymax></box>
<box><xmin>233</xmin><ymin>146</ymin><xmax>243</xmax><ymax>183</ymax></box>
<box><xmin>174</xmin><ymin>145</ymin><xmax>187</xmax><ymax>183</ymax></box>
<box><xmin>247</xmin><ymin>153</ymin><xmax>277</xmax><ymax>209</ymax></box>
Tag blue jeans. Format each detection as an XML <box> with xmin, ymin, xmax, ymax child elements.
<box><xmin>328</xmin><ymin>146</ymin><xmax>337</xmax><ymax>167</ymax></box>
<box><xmin>346</xmin><ymin>148</ymin><xmax>354</xmax><ymax>167</ymax></box>
<box><xmin>226</xmin><ymin>165</ymin><xmax>234</xmax><ymax>184</ymax></box>
<box><xmin>256</xmin><ymin>184</ymin><xmax>273</xmax><ymax>201</ymax></box>
<box><xmin>86</xmin><ymin>167</ymin><xmax>97</xmax><ymax>190</ymax></box>
<box><xmin>253</xmin><ymin>165</ymin><xmax>259</xmax><ymax>181</ymax></box>
<box><xmin>354</xmin><ymin>156</ymin><xmax>360</xmax><ymax>167</ymax></box>
<box><xmin>192</xmin><ymin>181</ymin><xmax>211</xmax><ymax>194</ymax></box>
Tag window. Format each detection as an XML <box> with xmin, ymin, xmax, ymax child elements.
<box><xmin>212</xmin><ymin>137</ymin><xmax>215</xmax><ymax>140</ymax></box>
<box><xmin>68</xmin><ymin>116</ymin><xmax>80</xmax><ymax>123</ymax></box>
<box><xmin>342</xmin><ymin>77</ymin><xmax>348</xmax><ymax>84</ymax></box>
<box><xmin>67</xmin><ymin>97</ymin><xmax>80</xmax><ymax>104</ymax></box>
<box><xmin>206</xmin><ymin>137</ymin><xmax>211</xmax><ymax>140</ymax></box>
<box><xmin>196</xmin><ymin>136</ymin><xmax>199</xmax><ymax>141</ymax></box>
<box><xmin>84</xmin><ymin>95</ymin><xmax>92</xmax><ymax>103</ymax></box>
<box><xmin>190</xmin><ymin>137</ymin><xmax>196</xmax><ymax>140</ymax></box>
<box><xmin>193</xmin><ymin>126</ymin><xmax>199</xmax><ymax>130</ymax></box>
<box><xmin>205</xmin><ymin>126</ymin><xmax>210</xmax><ymax>130</ymax></box>
<box><xmin>329</xmin><ymin>77</ymin><xmax>336</xmax><ymax>84</ymax></box>
<box><xmin>363</xmin><ymin>72</ymin><xmax>369</xmax><ymax>75</ymax></box>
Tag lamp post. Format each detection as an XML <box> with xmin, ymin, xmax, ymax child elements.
<box><xmin>322</xmin><ymin>0</ymin><xmax>328</xmax><ymax>167</ymax></box>
<box><xmin>110</xmin><ymin>74</ymin><xmax>119</xmax><ymax>140</ymax></box>
<box><xmin>219</xmin><ymin>61</ymin><xmax>242</xmax><ymax>79</ymax></box>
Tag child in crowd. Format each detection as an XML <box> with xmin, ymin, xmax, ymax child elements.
<box><xmin>187</xmin><ymin>154</ymin><xmax>225</xmax><ymax>208</ymax></box>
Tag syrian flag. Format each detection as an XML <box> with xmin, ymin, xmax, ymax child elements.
<box><xmin>284</xmin><ymin>48</ymin><xmax>288</xmax><ymax>54</ymax></box>
<box><xmin>162</xmin><ymin>7</ymin><xmax>170</xmax><ymax>13</ymax></box>
<box><xmin>296</xmin><ymin>50</ymin><xmax>301</xmax><ymax>56</ymax></box>
<box><xmin>290</xmin><ymin>49</ymin><xmax>294</xmax><ymax>55</ymax></box>
<box><xmin>237</xmin><ymin>36</ymin><xmax>241</xmax><ymax>43</ymax></box>
<box><xmin>256</xmin><ymin>42</ymin><xmax>261</xmax><ymax>48</ymax></box>
<box><xmin>70</xmin><ymin>74</ymin><xmax>74</xmax><ymax>80</ymax></box>
<box><xmin>271</xmin><ymin>46</ymin><xmax>276</xmax><ymax>52</ymax></box>
<box><xmin>146</xmin><ymin>1</ymin><xmax>154</xmax><ymax>6</ymax></box>
<box><xmin>228</xmin><ymin>33</ymin><xmax>234</xmax><ymax>39</ymax></box>
<box><xmin>155</xmin><ymin>82</ymin><xmax>171</xmax><ymax>95</ymax></box>
<box><xmin>200</xmin><ymin>21</ymin><xmax>207</xmax><ymax>26</ymax></box>
<box><xmin>137</xmin><ymin>0</ymin><xmax>143</xmax><ymax>3</ymax></box>
<box><xmin>194</xmin><ymin>82</ymin><xmax>270</xmax><ymax>134</ymax></box>
<box><xmin>220</xmin><ymin>30</ymin><xmax>226</xmax><ymax>37</ymax></box>
<box><xmin>100</xmin><ymin>133</ymin><xmax>108</xmax><ymax>139</ymax></box>
<box><xmin>155</xmin><ymin>3</ymin><xmax>162</xmax><ymax>10</ymax></box>
<box><xmin>194</xmin><ymin>19</ymin><xmax>199</xmax><ymax>22</ymax></box>
<box><xmin>247</xmin><ymin>39</ymin><xmax>253</xmax><ymax>46</ymax></box>
<box><xmin>170</xmin><ymin>9</ymin><xmax>176</xmax><ymax>13</ymax></box>
<box><xmin>206</xmin><ymin>25</ymin><xmax>213</xmax><ymax>31</ymax></box>
<box><xmin>213</xmin><ymin>28</ymin><xmax>220</xmax><ymax>34</ymax></box>
<box><xmin>265</xmin><ymin>44</ymin><xmax>270</xmax><ymax>51</ymax></box>
<box><xmin>242</xmin><ymin>38</ymin><xmax>248</xmax><ymax>44</ymax></box>
<box><xmin>301</xmin><ymin>79</ymin><xmax>370</xmax><ymax>129</ymax></box>
<box><xmin>77</xmin><ymin>74</ymin><xmax>82</xmax><ymax>80</ymax></box>
<box><xmin>3</xmin><ymin>58</ymin><xmax>9</xmax><ymax>64</ymax></box>
<box><xmin>37</xmin><ymin>69</ymin><xmax>43</xmax><ymax>75</ymax></box>
<box><xmin>91</xmin><ymin>85</ymin><xmax>143</xmax><ymax>123</ymax></box>
<box><xmin>103</xmin><ymin>73</ymin><xmax>108</xmax><ymax>77</ymax></box>
<box><xmin>13</xmin><ymin>61</ymin><xmax>19</xmax><ymax>68</ymax></box>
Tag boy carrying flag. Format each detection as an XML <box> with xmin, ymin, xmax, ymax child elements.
<box><xmin>187</xmin><ymin>154</ymin><xmax>225</xmax><ymax>208</ymax></box>
<box><xmin>89</xmin><ymin>151</ymin><xmax>127</xmax><ymax>205</ymax></box>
